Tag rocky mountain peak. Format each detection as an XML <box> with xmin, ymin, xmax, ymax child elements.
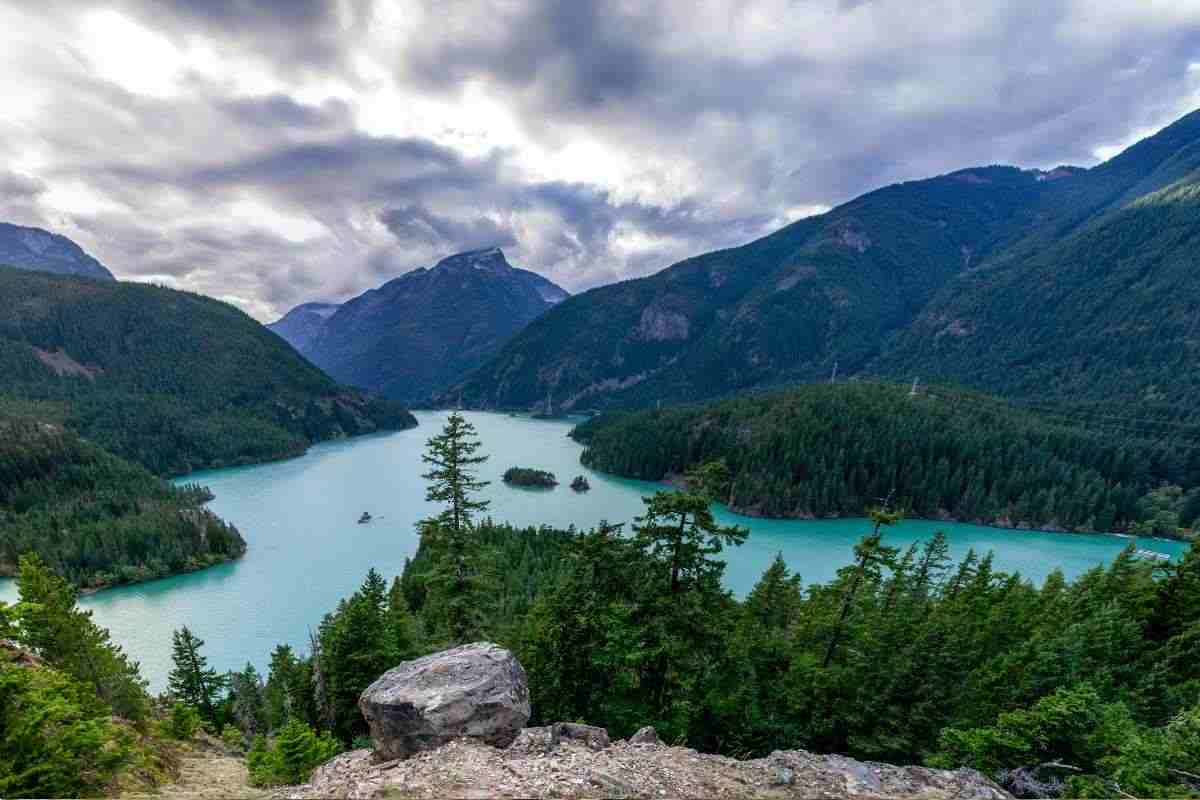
<box><xmin>0</xmin><ymin>221</ymin><xmax>114</xmax><ymax>281</ymax></box>
<box><xmin>432</xmin><ymin>247</ymin><xmax>512</xmax><ymax>275</ymax></box>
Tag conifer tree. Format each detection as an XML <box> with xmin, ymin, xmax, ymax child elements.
<box><xmin>227</xmin><ymin>662</ymin><xmax>266</xmax><ymax>737</ymax></box>
<box><xmin>822</xmin><ymin>506</ymin><xmax>901</xmax><ymax>668</ymax></box>
<box><xmin>168</xmin><ymin>625</ymin><xmax>223</xmax><ymax>722</ymax></box>
<box><xmin>419</xmin><ymin>412</ymin><xmax>493</xmax><ymax>644</ymax></box>
<box><xmin>633</xmin><ymin>462</ymin><xmax>747</xmax><ymax>594</ymax></box>
<box><xmin>16</xmin><ymin>554</ymin><xmax>147</xmax><ymax>720</ymax></box>
<box><xmin>421</xmin><ymin>412</ymin><xmax>490</xmax><ymax>534</ymax></box>
<box><xmin>744</xmin><ymin>553</ymin><xmax>803</xmax><ymax>630</ymax></box>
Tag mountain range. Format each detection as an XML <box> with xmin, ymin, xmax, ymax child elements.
<box><xmin>0</xmin><ymin>221</ymin><xmax>114</xmax><ymax>280</ymax></box>
<box><xmin>450</xmin><ymin>109</ymin><xmax>1200</xmax><ymax>416</ymax></box>
<box><xmin>270</xmin><ymin>248</ymin><xmax>567</xmax><ymax>405</ymax></box>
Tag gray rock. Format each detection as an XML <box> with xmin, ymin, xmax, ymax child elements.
<box><xmin>628</xmin><ymin>726</ymin><xmax>661</xmax><ymax>746</ymax></box>
<box><xmin>358</xmin><ymin>642</ymin><xmax>530</xmax><ymax>759</ymax></box>
<box><xmin>509</xmin><ymin>723</ymin><xmax>611</xmax><ymax>754</ymax></box>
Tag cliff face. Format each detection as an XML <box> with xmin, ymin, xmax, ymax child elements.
<box><xmin>280</xmin><ymin>735</ymin><xmax>1009</xmax><ymax>799</ymax></box>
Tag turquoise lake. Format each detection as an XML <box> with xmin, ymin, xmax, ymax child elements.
<box><xmin>1</xmin><ymin>411</ymin><xmax>1188</xmax><ymax>691</ymax></box>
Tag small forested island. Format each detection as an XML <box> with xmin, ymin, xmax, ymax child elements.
<box><xmin>503</xmin><ymin>466</ymin><xmax>558</xmax><ymax>487</ymax></box>
<box><xmin>573</xmin><ymin>382</ymin><xmax>1200</xmax><ymax>538</ymax></box>
<box><xmin>570</xmin><ymin>475</ymin><xmax>590</xmax><ymax>492</ymax></box>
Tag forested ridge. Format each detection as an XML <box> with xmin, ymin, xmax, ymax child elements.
<box><xmin>572</xmin><ymin>382</ymin><xmax>1200</xmax><ymax>536</ymax></box>
<box><xmin>453</xmin><ymin>109</ymin><xmax>1200</xmax><ymax>419</ymax></box>
<box><xmin>0</xmin><ymin>416</ymin><xmax>245</xmax><ymax>589</ymax></box>
<box><xmin>0</xmin><ymin>266</ymin><xmax>416</xmax><ymax>476</ymax></box>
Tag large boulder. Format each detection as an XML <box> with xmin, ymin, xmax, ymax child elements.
<box><xmin>358</xmin><ymin>642</ymin><xmax>530</xmax><ymax>759</ymax></box>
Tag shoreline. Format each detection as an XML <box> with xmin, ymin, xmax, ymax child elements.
<box><xmin>650</xmin><ymin>474</ymin><xmax>1192</xmax><ymax>545</ymax></box>
<box><xmin>0</xmin><ymin>550</ymin><xmax>245</xmax><ymax>596</ymax></box>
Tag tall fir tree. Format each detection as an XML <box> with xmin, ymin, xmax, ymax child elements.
<box><xmin>419</xmin><ymin>412</ymin><xmax>493</xmax><ymax>644</ymax></box>
<box><xmin>168</xmin><ymin>625</ymin><xmax>223</xmax><ymax>722</ymax></box>
<box><xmin>421</xmin><ymin>412</ymin><xmax>490</xmax><ymax>534</ymax></box>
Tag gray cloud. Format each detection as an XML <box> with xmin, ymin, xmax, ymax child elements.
<box><xmin>0</xmin><ymin>171</ymin><xmax>49</xmax><ymax>227</ymax></box>
<box><xmin>120</xmin><ymin>0</ymin><xmax>373</xmax><ymax>75</ymax></box>
<box><xmin>379</xmin><ymin>205</ymin><xmax>518</xmax><ymax>253</ymax></box>
<box><xmin>1</xmin><ymin>0</ymin><xmax>1198</xmax><ymax>320</ymax></box>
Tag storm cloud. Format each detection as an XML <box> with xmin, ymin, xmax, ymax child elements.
<box><xmin>2</xmin><ymin>0</ymin><xmax>1199</xmax><ymax>319</ymax></box>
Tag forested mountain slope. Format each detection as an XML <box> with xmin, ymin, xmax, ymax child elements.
<box><xmin>271</xmin><ymin>248</ymin><xmax>568</xmax><ymax>404</ymax></box>
<box><xmin>0</xmin><ymin>415</ymin><xmax>245</xmax><ymax>589</ymax></box>
<box><xmin>572</xmin><ymin>382</ymin><xmax>1200</xmax><ymax>533</ymax></box>
<box><xmin>453</xmin><ymin>109</ymin><xmax>1200</xmax><ymax>414</ymax></box>
<box><xmin>880</xmin><ymin>167</ymin><xmax>1200</xmax><ymax>408</ymax></box>
<box><xmin>0</xmin><ymin>267</ymin><xmax>415</xmax><ymax>475</ymax></box>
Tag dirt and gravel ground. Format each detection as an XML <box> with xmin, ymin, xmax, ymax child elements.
<box><xmin>122</xmin><ymin>737</ymin><xmax>268</xmax><ymax>800</ymax></box>
<box><xmin>276</xmin><ymin>731</ymin><xmax>1010</xmax><ymax>800</ymax></box>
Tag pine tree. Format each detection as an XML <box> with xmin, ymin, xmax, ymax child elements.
<box><xmin>633</xmin><ymin>469</ymin><xmax>747</xmax><ymax>595</ymax></box>
<box><xmin>822</xmin><ymin>507</ymin><xmax>901</xmax><ymax>668</ymax></box>
<box><xmin>421</xmin><ymin>412</ymin><xmax>490</xmax><ymax>535</ymax></box>
<box><xmin>386</xmin><ymin>576</ymin><xmax>420</xmax><ymax>660</ymax></box>
<box><xmin>227</xmin><ymin>662</ymin><xmax>266</xmax><ymax>737</ymax></box>
<box><xmin>744</xmin><ymin>553</ymin><xmax>803</xmax><ymax>630</ymax></box>
<box><xmin>168</xmin><ymin>626</ymin><xmax>223</xmax><ymax>722</ymax></box>
<box><xmin>419</xmin><ymin>412</ymin><xmax>492</xmax><ymax>644</ymax></box>
<box><xmin>264</xmin><ymin>644</ymin><xmax>300</xmax><ymax>730</ymax></box>
<box><xmin>273</xmin><ymin>718</ymin><xmax>339</xmax><ymax>784</ymax></box>
<box><xmin>15</xmin><ymin>554</ymin><xmax>147</xmax><ymax>720</ymax></box>
<box><xmin>318</xmin><ymin>569</ymin><xmax>405</xmax><ymax>739</ymax></box>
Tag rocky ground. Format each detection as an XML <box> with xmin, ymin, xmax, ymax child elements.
<box><xmin>277</xmin><ymin>726</ymin><xmax>1010</xmax><ymax>800</ymax></box>
<box><xmin>122</xmin><ymin>737</ymin><xmax>267</xmax><ymax>800</ymax></box>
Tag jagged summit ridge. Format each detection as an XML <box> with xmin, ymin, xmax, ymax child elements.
<box><xmin>432</xmin><ymin>246</ymin><xmax>512</xmax><ymax>274</ymax></box>
<box><xmin>268</xmin><ymin>248</ymin><xmax>569</xmax><ymax>404</ymax></box>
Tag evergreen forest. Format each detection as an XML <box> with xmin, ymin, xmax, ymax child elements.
<box><xmin>573</xmin><ymin>382</ymin><xmax>1200</xmax><ymax>536</ymax></box>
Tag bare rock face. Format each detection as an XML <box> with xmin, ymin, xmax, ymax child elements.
<box><xmin>358</xmin><ymin>642</ymin><xmax>530</xmax><ymax>760</ymax></box>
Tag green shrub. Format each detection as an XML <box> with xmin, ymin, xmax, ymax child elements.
<box><xmin>165</xmin><ymin>702</ymin><xmax>202</xmax><ymax>740</ymax></box>
<box><xmin>220</xmin><ymin>723</ymin><xmax>246</xmax><ymax>752</ymax></box>
<box><xmin>247</xmin><ymin>719</ymin><xmax>341</xmax><ymax>786</ymax></box>
<box><xmin>0</xmin><ymin>658</ymin><xmax>135</xmax><ymax>797</ymax></box>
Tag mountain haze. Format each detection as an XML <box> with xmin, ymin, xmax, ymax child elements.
<box><xmin>0</xmin><ymin>222</ymin><xmax>114</xmax><ymax>280</ymax></box>
<box><xmin>269</xmin><ymin>302</ymin><xmax>341</xmax><ymax>353</ymax></box>
<box><xmin>452</xmin><ymin>109</ymin><xmax>1200</xmax><ymax>414</ymax></box>
<box><xmin>271</xmin><ymin>248</ymin><xmax>567</xmax><ymax>404</ymax></box>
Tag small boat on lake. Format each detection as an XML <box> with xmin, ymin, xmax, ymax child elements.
<box><xmin>358</xmin><ymin>511</ymin><xmax>373</xmax><ymax>524</ymax></box>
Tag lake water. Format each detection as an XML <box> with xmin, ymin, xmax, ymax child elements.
<box><xmin>1</xmin><ymin>411</ymin><xmax>1187</xmax><ymax>691</ymax></box>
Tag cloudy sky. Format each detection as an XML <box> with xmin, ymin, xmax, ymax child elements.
<box><xmin>2</xmin><ymin>0</ymin><xmax>1199</xmax><ymax>320</ymax></box>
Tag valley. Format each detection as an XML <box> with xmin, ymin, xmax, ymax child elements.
<box><xmin>0</xmin><ymin>411</ymin><xmax>1182</xmax><ymax>693</ymax></box>
<box><xmin>2</xmin><ymin>45</ymin><xmax>1200</xmax><ymax>793</ymax></box>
